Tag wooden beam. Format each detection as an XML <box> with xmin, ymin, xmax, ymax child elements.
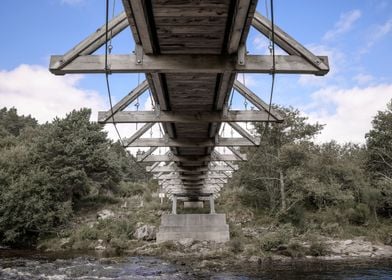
<box><xmin>147</xmin><ymin>165</ymin><xmax>237</xmax><ymax>173</ymax></box>
<box><xmin>123</xmin><ymin>122</ymin><xmax>155</xmax><ymax>147</ymax></box>
<box><xmin>122</xmin><ymin>0</ymin><xmax>154</xmax><ymax>54</ymax></box>
<box><xmin>98</xmin><ymin>110</ymin><xmax>278</xmax><ymax>124</ymax></box>
<box><xmin>149</xmin><ymin>73</ymin><xmax>169</xmax><ymax>111</ymax></box>
<box><xmin>233</xmin><ymin>80</ymin><xmax>283</xmax><ymax>121</ymax></box>
<box><xmin>127</xmin><ymin>137</ymin><xmax>258</xmax><ymax>147</ymax></box>
<box><xmin>156</xmin><ymin>174</ymin><xmax>229</xmax><ymax>180</ymax></box>
<box><xmin>138</xmin><ymin>153</ymin><xmax>246</xmax><ymax>162</ymax></box>
<box><xmin>215</xmin><ymin>72</ymin><xmax>236</xmax><ymax>110</ymax></box>
<box><xmin>225</xmin><ymin>146</ymin><xmax>247</xmax><ymax>163</ymax></box>
<box><xmin>228</xmin><ymin>122</ymin><xmax>258</xmax><ymax>145</ymax></box>
<box><xmin>51</xmin><ymin>12</ymin><xmax>129</xmax><ymax>70</ymax></box>
<box><xmin>252</xmin><ymin>12</ymin><xmax>329</xmax><ymax>72</ymax></box>
<box><xmin>134</xmin><ymin>146</ymin><xmax>157</xmax><ymax>162</ymax></box>
<box><xmin>100</xmin><ymin>80</ymin><xmax>149</xmax><ymax>123</ymax></box>
<box><xmin>227</xmin><ymin>0</ymin><xmax>252</xmax><ymax>54</ymax></box>
<box><xmin>50</xmin><ymin>54</ymin><xmax>329</xmax><ymax>76</ymax></box>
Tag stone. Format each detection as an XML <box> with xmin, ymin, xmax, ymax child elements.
<box><xmin>95</xmin><ymin>245</ymin><xmax>106</xmax><ymax>250</ymax></box>
<box><xmin>248</xmin><ymin>255</ymin><xmax>262</xmax><ymax>263</ymax></box>
<box><xmin>133</xmin><ymin>224</ymin><xmax>157</xmax><ymax>241</ymax></box>
<box><xmin>97</xmin><ymin>209</ymin><xmax>115</xmax><ymax>220</ymax></box>
<box><xmin>59</xmin><ymin>238</ymin><xmax>71</xmax><ymax>249</ymax></box>
<box><xmin>178</xmin><ymin>238</ymin><xmax>194</xmax><ymax>247</ymax></box>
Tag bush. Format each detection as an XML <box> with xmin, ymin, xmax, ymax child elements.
<box><xmin>285</xmin><ymin>241</ymin><xmax>306</xmax><ymax>258</ymax></box>
<box><xmin>308</xmin><ymin>240</ymin><xmax>328</xmax><ymax>256</ymax></box>
<box><xmin>346</xmin><ymin>203</ymin><xmax>370</xmax><ymax>225</ymax></box>
<box><xmin>260</xmin><ymin>232</ymin><xmax>288</xmax><ymax>251</ymax></box>
<box><xmin>278</xmin><ymin>204</ymin><xmax>305</xmax><ymax>227</ymax></box>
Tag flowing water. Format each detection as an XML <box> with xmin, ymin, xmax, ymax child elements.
<box><xmin>0</xmin><ymin>250</ymin><xmax>391</xmax><ymax>279</ymax></box>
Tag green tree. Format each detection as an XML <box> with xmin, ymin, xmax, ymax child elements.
<box><xmin>0</xmin><ymin>108</ymin><xmax>123</xmax><ymax>246</ymax></box>
<box><xmin>365</xmin><ymin>100</ymin><xmax>392</xmax><ymax>217</ymax></box>
<box><xmin>236</xmin><ymin>106</ymin><xmax>323</xmax><ymax>213</ymax></box>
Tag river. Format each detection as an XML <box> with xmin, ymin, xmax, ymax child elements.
<box><xmin>0</xmin><ymin>250</ymin><xmax>391</xmax><ymax>279</ymax></box>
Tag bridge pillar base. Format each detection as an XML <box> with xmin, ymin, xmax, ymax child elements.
<box><xmin>156</xmin><ymin>214</ymin><xmax>229</xmax><ymax>243</ymax></box>
<box><xmin>184</xmin><ymin>201</ymin><xmax>204</xmax><ymax>208</ymax></box>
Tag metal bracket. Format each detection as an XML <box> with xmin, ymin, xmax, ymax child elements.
<box><xmin>237</xmin><ymin>44</ymin><xmax>246</xmax><ymax>65</ymax></box>
<box><xmin>135</xmin><ymin>44</ymin><xmax>144</xmax><ymax>65</ymax></box>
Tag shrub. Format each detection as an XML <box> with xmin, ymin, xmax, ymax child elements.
<box><xmin>346</xmin><ymin>203</ymin><xmax>370</xmax><ymax>225</ymax></box>
<box><xmin>260</xmin><ymin>232</ymin><xmax>287</xmax><ymax>251</ymax></box>
<box><xmin>308</xmin><ymin>240</ymin><xmax>328</xmax><ymax>256</ymax></box>
<box><xmin>285</xmin><ymin>241</ymin><xmax>306</xmax><ymax>258</ymax></box>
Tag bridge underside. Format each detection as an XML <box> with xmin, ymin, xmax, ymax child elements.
<box><xmin>50</xmin><ymin>0</ymin><xmax>329</xmax><ymax>242</ymax></box>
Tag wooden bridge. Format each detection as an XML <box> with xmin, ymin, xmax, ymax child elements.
<box><xmin>50</xmin><ymin>0</ymin><xmax>329</xmax><ymax>213</ymax></box>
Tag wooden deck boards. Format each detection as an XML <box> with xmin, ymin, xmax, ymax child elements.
<box><xmin>124</xmin><ymin>0</ymin><xmax>257</xmax><ymax>197</ymax></box>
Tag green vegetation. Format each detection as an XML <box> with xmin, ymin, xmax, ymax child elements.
<box><xmin>215</xmin><ymin>100</ymin><xmax>392</xmax><ymax>257</ymax></box>
<box><xmin>1</xmin><ymin>99</ymin><xmax>391</xmax><ymax>257</ymax></box>
<box><xmin>0</xmin><ymin>107</ymin><xmax>149</xmax><ymax>247</ymax></box>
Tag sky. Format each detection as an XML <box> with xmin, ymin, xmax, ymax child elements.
<box><xmin>0</xmin><ymin>0</ymin><xmax>391</xmax><ymax>144</ymax></box>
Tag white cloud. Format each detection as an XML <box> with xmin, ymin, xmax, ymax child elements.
<box><xmin>304</xmin><ymin>84</ymin><xmax>392</xmax><ymax>143</ymax></box>
<box><xmin>323</xmin><ymin>9</ymin><xmax>362</xmax><ymax>41</ymax></box>
<box><xmin>353</xmin><ymin>73</ymin><xmax>374</xmax><ymax>85</ymax></box>
<box><xmin>360</xmin><ymin>18</ymin><xmax>392</xmax><ymax>54</ymax></box>
<box><xmin>298</xmin><ymin>44</ymin><xmax>345</xmax><ymax>87</ymax></box>
<box><xmin>0</xmin><ymin>64</ymin><xmax>105</xmax><ymax>123</ymax></box>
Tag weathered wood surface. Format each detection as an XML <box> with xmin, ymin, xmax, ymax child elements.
<box><xmin>98</xmin><ymin>110</ymin><xmax>280</xmax><ymax>124</ymax></box>
<box><xmin>126</xmin><ymin>137</ymin><xmax>258</xmax><ymax>147</ymax></box>
<box><xmin>50</xmin><ymin>54</ymin><xmax>329</xmax><ymax>75</ymax></box>
<box><xmin>50</xmin><ymin>0</ymin><xmax>330</xmax><ymax>198</ymax></box>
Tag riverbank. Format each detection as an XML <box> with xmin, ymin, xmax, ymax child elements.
<box><xmin>28</xmin><ymin>193</ymin><xmax>392</xmax><ymax>273</ymax></box>
<box><xmin>1</xmin><ymin>249</ymin><xmax>392</xmax><ymax>280</ymax></box>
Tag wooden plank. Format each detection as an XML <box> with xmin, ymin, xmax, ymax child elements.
<box><xmin>233</xmin><ymin>80</ymin><xmax>283</xmax><ymax>121</ymax></box>
<box><xmin>227</xmin><ymin>0</ymin><xmax>251</xmax><ymax>54</ymax></box>
<box><xmin>50</xmin><ymin>54</ymin><xmax>329</xmax><ymax>75</ymax></box>
<box><xmin>127</xmin><ymin>137</ymin><xmax>258</xmax><ymax>147</ymax></box>
<box><xmin>252</xmin><ymin>12</ymin><xmax>329</xmax><ymax>71</ymax></box>
<box><xmin>52</xmin><ymin>12</ymin><xmax>128</xmax><ymax>70</ymax></box>
<box><xmin>99</xmin><ymin>80</ymin><xmax>149</xmax><ymax>123</ymax></box>
<box><xmin>98</xmin><ymin>110</ymin><xmax>281</xmax><ymax>124</ymax></box>
<box><xmin>123</xmin><ymin>123</ymin><xmax>155</xmax><ymax>147</ymax></box>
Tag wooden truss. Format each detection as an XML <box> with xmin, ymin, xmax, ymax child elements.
<box><xmin>49</xmin><ymin>1</ymin><xmax>329</xmax><ymax>200</ymax></box>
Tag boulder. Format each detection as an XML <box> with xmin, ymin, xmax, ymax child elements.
<box><xmin>97</xmin><ymin>209</ymin><xmax>115</xmax><ymax>220</ymax></box>
<box><xmin>178</xmin><ymin>238</ymin><xmax>194</xmax><ymax>247</ymax></box>
<box><xmin>133</xmin><ymin>224</ymin><xmax>157</xmax><ymax>241</ymax></box>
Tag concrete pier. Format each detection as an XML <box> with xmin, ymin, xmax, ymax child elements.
<box><xmin>184</xmin><ymin>201</ymin><xmax>204</xmax><ymax>208</ymax></box>
<box><xmin>156</xmin><ymin>214</ymin><xmax>230</xmax><ymax>243</ymax></box>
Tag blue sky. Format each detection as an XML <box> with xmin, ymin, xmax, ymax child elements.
<box><xmin>0</xmin><ymin>0</ymin><xmax>391</xmax><ymax>143</ymax></box>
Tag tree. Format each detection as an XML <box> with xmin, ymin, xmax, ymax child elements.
<box><xmin>365</xmin><ymin>99</ymin><xmax>392</xmax><ymax>217</ymax></box>
<box><xmin>0</xmin><ymin>108</ymin><xmax>122</xmax><ymax>246</ymax></box>
<box><xmin>0</xmin><ymin>107</ymin><xmax>37</xmax><ymax>136</ymax></box>
<box><xmin>235</xmin><ymin>106</ymin><xmax>323</xmax><ymax>213</ymax></box>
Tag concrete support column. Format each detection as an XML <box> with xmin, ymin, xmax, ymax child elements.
<box><xmin>172</xmin><ymin>196</ymin><xmax>177</xmax><ymax>214</ymax></box>
<box><xmin>209</xmin><ymin>195</ymin><xmax>215</xmax><ymax>214</ymax></box>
